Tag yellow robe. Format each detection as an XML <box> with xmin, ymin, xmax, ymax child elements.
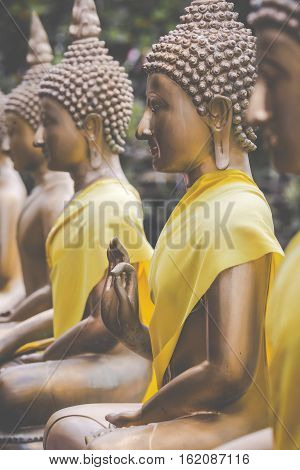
<box><xmin>146</xmin><ymin>170</ymin><xmax>284</xmax><ymax>397</ymax></box>
<box><xmin>45</xmin><ymin>178</ymin><xmax>153</xmax><ymax>338</ymax></box>
<box><xmin>267</xmin><ymin>232</ymin><xmax>300</xmax><ymax>450</ymax></box>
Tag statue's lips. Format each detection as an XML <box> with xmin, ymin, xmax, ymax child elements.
<box><xmin>43</xmin><ymin>148</ymin><xmax>49</xmax><ymax>160</ymax></box>
<box><xmin>148</xmin><ymin>136</ymin><xmax>160</xmax><ymax>160</ymax></box>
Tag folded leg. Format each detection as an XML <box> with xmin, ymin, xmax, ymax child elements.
<box><xmin>0</xmin><ymin>348</ymin><xmax>150</xmax><ymax>432</ymax></box>
<box><xmin>87</xmin><ymin>412</ymin><xmax>266</xmax><ymax>450</ymax></box>
<box><xmin>45</xmin><ymin>403</ymin><xmax>265</xmax><ymax>450</ymax></box>
<box><xmin>216</xmin><ymin>428</ymin><xmax>273</xmax><ymax>450</ymax></box>
<box><xmin>45</xmin><ymin>404</ymin><xmax>142</xmax><ymax>450</ymax></box>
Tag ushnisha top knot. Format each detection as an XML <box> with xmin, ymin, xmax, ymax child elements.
<box><xmin>6</xmin><ymin>12</ymin><xmax>53</xmax><ymax>131</ymax></box>
<box><xmin>27</xmin><ymin>11</ymin><xmax>54</xmax><ymax>65</ymax></box>
<box><xmin>248</xmin><ymin>0</ymin><xmax>300</xmax><ymax>42</ymax></box>
<box><xmin>144</xmin><ymin>0</ymin><xmax>258</xmax><ymax>152</ymax></box>
<box><xmin>69</xmin><ymin>0</ymin><xmax>102</xmax><ymax>40</ymax></box>
<box><xmin>0</xmin><ymin>91</ymin><xmax>7</xmax><ymax>146</ymax></box>
<box><xmin>40</xmin><ymin>0</ymin><xmax>133</xmax><ymax>155</ymax></box>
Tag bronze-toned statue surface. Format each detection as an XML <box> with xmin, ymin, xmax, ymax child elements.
<box><xmin>44</xmin><ymin>0</ymin><xmax>284</xmax><ymax>450</ymax></box>
<box><xmin>0</xmin><ymin>12</ymin><xmax>73</xmax><ymax>324</ymax></box>
<box><xmin>0</xmin><ymin>91</ymin><xmax>26</xmax><ymax>313</ymax></box>
<box><xmin>0</xmin><ymin>0</ymin><xmax>153</xmax><ymax>444</ymax></box>
<box><xmin>248</xmin><ymin>0</ymin><xmax>300</xmax><ymax>175</ymax></box>
<box><xmin>219</xmin><ymin>0</ymin><xmax>300</xmax><ymax>450</ymax></box>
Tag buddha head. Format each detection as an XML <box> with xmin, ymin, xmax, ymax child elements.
<box><xmin>136</xmin><ymin>0</ymin><xmax>257</xmax><ymax>175</ymax></box>
<box><xmin>247</xmin><ymin>0</ymin><xmax>300</xmax><ymax>174</ymax></box>
<box><xmin>37</xmin><ymin>0</ymin><xmax>133</xmax><ymax>173</ymax></box>
<box><xmin>5</xmin><ymin>12</ymin><xmax>53</xmax><ymax>173</ymax></box>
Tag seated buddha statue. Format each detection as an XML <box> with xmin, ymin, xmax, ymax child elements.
<box><xmin>0</xmin><ymin>91</ymin><xmax>26</xmax><ymax>312</ymax></box>
<box><xmin>44</xmin><ymin>0</ymin><xmax>285</xmax><ymax>450</ymax></box>
<box><xmin>218</xmin><ymin>0</ymin><xmax>300</xmax><ymax>450</ymax></box>
<box><xmin>0</xmin><ymin>0</ymin><xmax>153</xmax><ymax>445</ymax></box>
<box><xmin>0</xmin><ymin>12</ymin><xmax>73</xmax><ymax>326</ymax></box>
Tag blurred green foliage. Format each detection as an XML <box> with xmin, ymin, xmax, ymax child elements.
<box><xmin>0</xmin><ymin>0</ymin><xmax>192</xmax><ymax>87</ymax></box>
<box><xmin>0</xmin><ymin>0</ymin><xmax>250</xmax><ymax>88</ymax></box>
<box><xmin>0</xmin><ymin>0</ymin><xmax>299</xmax><ymax>246</ymax></box>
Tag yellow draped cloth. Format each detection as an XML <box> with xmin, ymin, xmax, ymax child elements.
<box><xmin>266</xmin><ymin>232</ymin><xmax>300</xmax><ymax>450</ymax></box>
<box><xmin>145</xmin><ymin>170</ymin><xmax>284</xmax><ymax>398</ymax></box>
<box><xmin>45</xmin><ymin>178</ymin><xmax>153</xmax><ymax>338</ymax></box>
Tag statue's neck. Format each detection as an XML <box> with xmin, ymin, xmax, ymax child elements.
<box><xmin>226</xmin><ymin>146</ymin><xmax>252</xmax><ymax>177</ymax></box>
<box><xmin>70</xmin><ymin>154</ymin><xmax>129</xmax><ymax>193</ymax></box>
<box><xmin>186</xmin><ymin>141</ymin><xmax>252</xmax><ymax>188</ymax></box>
<box><xmin>31</xmin><ymin>161</ymin><xmax>50</xmax><ymax>186</ymax></box>
<box><xmin>0</xmin><ymin>154</ymin><xmax>10</xmax><ymax>167</ymax></box>
<box><xmin>0</xmin><ymin>154</ymin><xmax>13</xmax><ymax>177</ymax></box>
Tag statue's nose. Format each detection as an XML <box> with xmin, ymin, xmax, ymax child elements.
<box><xmin>136</xmin><ymin>111</ymin><xmax>152</xmax><ymax>141</ymax></box>
<box><xmin>1</xmin><ymin>134</ymin><xmax>10</xmax><ymax>155</ymax></box>
<box><xmin>247</xmin><ymin>80</ymin><xmax>272</xmax><ymax>128</ymax></box>
<box><xmin>33</xmin><ymin>124</ymin><xmax>45</xmax><ymax>148</ymax></box>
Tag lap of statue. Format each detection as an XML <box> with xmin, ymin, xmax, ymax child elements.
<box><xmin>216</xmin><ymin>428</ymin><xmax>273</xmax><ymax>450</ymax></box>
<box><xmin>0</xmin><ymin>345</ymin><xmax>151</xmax><ymax>433</ymax></box>
<box><xmin>45</xmin><ymin>403</ymin><xmax>269</xmax><ymax>450</ymax></box>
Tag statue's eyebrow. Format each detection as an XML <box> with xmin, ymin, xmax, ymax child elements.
<box><xmin>7</xmin><ymin>115</ymin><xmax>17</xmax><ymax>126</ymax></box>
<box><xmin>42</xmin><ymin>104</ymin><xmax>56</xmax><ymax>118</ymax></box>
<box><xmin>152</xmin><ymin>78</ymin><xmax>169</xmax><ymax>95</ymax></box>
<box><xmin>146</xmin><ymin>92</ymin><xmax>168</xmax><ymax>108</ymax></box>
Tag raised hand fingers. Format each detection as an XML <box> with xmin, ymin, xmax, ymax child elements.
<box><xmin>109</xmin><ymin>237</ymin><xmax>130</xmax><ymax>265</ymax></box>
<box><xmin>101</xmin><ymin>288</ymin><xmax>121</xmax><ymax>336</ymax></box>
<box><xmin>112</xmin><ymin>274</ymin><xmax>131</xmax><ymax>306</ymax></box>
<box><xmin>107</xmin><ymin>239</ymin><xmax>119</xmax><ymax>270</ymax></box>
<box><xmin>112</xmin><ymin>262</ymin><xmax>138</xmax><ymax>310</ymax></box>
<box><xmin>111</xmin><ymin>262</ymin><xmax>136</xmax><ymax>278</ymax></box>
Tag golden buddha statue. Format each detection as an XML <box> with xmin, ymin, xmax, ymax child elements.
<box><xmin>218</xmin><ymin>0</ymin><xmax>300</xmax><ymax>450</ymax></box>
<box><xmin>44</xmin><ymin>0</ymin><xmax>284</xmax><ymax>450</ymax></box>
<box><xmin>0</xmin><ymin>12</ymin><xmax>73</xmax><ymax>325</ymax></box>
<box><xmin>0</xmin><ymin>91</ymin><xmax>26</xmax><ymax>313</ymax></box>
<box><xmin>0</xmin><ymin>0</ymin><xmax>153</xmax><ymax>448</ymax></box>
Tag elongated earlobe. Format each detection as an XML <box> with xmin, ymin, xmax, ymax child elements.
<box><xmin>83</xmin><ymin>113</ymin><xmax>102</xmax><ymax>142</ymax></box>
<box><xmin>207</xmin><ymin>96</ymin><xmax>232</xmax><ymax>171</ymax></box>
<box><xmin>83</xmin><ymin>113</ymin><xmax>103</xmax><ymax>169</ymax></box>
<box><xmin>213</xmin><ymin>133</ymin><xmax>229</xmax><ymax>170</ymax></box>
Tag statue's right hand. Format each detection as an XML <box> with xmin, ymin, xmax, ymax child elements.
<box><xmin>101</xmin><ymin>268</ymin><xmax>121</xmax><ymax>337</ymax></box>
<box><xmin>101</xmin><ymin>237</ymin><xmax>130</xmax><ymax>337</ymax></box>
<box><xmin>111</xmin><ymin>262</ymin><xmax>140</xmax><ymax>329</ymax></box>
<box><xmin>101</xmin><ymin>238</ymin><xmax>141</xmax><ymax>340</ymax></box>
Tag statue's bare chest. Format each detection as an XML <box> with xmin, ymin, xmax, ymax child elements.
<box><xmin>17</xmin><ymin>194</ymin><xmax>45</xmax><ymax>257</ymax></box>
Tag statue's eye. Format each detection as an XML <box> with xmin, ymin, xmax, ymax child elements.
<box><xmin>42</xmin><ymin>114</ymin><xmax>52</xmax><ymax>127</ymax></box>
<box><xmin>149</xmin><ymin>98</ymin><xmax>161</xmax><ymax>113</ymax></box>
<box><xmin>151</xmin><ymin>104</ymin><xmax>160</xmax><ymax>113</ymax></box>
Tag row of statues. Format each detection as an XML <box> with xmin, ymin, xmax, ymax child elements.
<box><xmin>0</xmin><ymin>0</ymin><xmax>298</xmax><ymax>450</ymax></box>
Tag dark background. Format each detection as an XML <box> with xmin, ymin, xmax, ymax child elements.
<box><xmin>0</xmin><ymin>0</ymin><xmax>299</xmax><ymax>246</ymax></box>
<box><xmin>0</xmin><ymin>1</ymin><xmax>251</xmax><ymax>88</ymax></box>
